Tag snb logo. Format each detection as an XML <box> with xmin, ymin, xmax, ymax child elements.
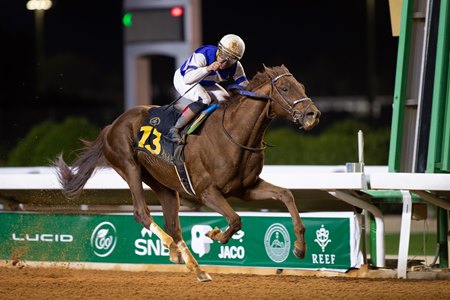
<box><xmin>90</xmin><ymin>221</ymin><xmax>117</xmax><ymax>257</ymax></box>
<box><xmin>264</xmin><ymin>223</ymin><xmax>290</xmax><ymax>263</ymax></box>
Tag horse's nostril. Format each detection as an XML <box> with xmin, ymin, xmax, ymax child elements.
<box><xmin>310</xmin><ymin>111</ymin><xmax>321</xmax><ymax>118</ymax></box>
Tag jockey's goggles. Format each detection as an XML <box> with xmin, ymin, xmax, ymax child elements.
<box><xmin>218</xmin><ymin>50</ymin><xmax>238</xmax><ymax>64</ymax></box>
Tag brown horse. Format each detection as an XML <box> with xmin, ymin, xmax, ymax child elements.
<box><xmin>53</xmin><ymin>65</ymin><xmax>321</xmax><ymax>281</ymax></box>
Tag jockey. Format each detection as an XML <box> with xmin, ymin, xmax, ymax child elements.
<box><xmin>167</xmin><ymin>34</ymin><xmax>249</xmax><ymax>144</ymax></box>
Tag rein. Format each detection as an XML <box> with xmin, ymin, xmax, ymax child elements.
<box><xmin>221</xmin><ymin>104</ymin><xmax>268</xmax><ymax>151</ymax></box>
<box><xmin>222</xmin><ymin>71</ymin><xmax>312</xmax><ymax>152</ymax></box>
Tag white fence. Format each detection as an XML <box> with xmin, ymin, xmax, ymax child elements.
<box><xmin>1</xmin><ymin>165</ymin><xmax>449</xmax><ymax>278</ymax></box>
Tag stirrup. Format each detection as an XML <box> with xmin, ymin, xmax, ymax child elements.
<box><xmin>166</xmin><ymin>127</ymin><xmax>182</xmax><ymax>144</ymax></box>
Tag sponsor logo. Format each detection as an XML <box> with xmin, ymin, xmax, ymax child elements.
<box><xmin>191</xmin><ymin>224</ymin><xmax>213</xmax><ymax>258</ymax></box>
<box><xmin>312</xmin><ymin>224</ymin><xmax>335</xmax><ymax>265</ymax></box>
<box><xmin>12</xmin><ymin>233</ymin><xmax>73</xmax><ymax>243</ymax></box>
<box><xmin>90</xmin><ymin>221</ymin><xmax>117</xmax><ymax>257</ymax></box>
<box><xmin>264</xmin><ymin>223</ymin><xmax>290</xmax><ymax>263</ymax></box>
<box><xmin>314</xmin><ymin>224</ymin><xmax>331</xmax><ymax>252</ymax></box>
<box><xmin>190</xmin><ymin>225</ymin><xmax>247</xmax><ymax>260</ymax></box>
<box><xmin>149</xmin><ymin>117</ymin><xmax>161</xmax><ymax>126</ymax></box>
<box><xmin>218</xmin><ymin>230</ymin><xmax>245</xmax><ymax>259</ymax></box>
<box><xmin>134</xmin><ymin>227</ymin><xmax>169</xmax><ymax>256</ymax></box>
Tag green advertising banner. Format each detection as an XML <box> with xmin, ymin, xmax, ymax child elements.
<box><xmin>0</xmin><ymin>211</ymin><xmax>362</xmax><ymax>271</ymax></box>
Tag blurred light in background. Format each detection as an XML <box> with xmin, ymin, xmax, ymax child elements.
<box><xmin>170</xmin><ymin>6</ymin><xmax>184</xmax><ymax>17</ymax></box>
<box><xmin>26</xmin><ymin>0</ymin><xmax>52</xmax><ymax>11</ymax></box>
<box><xmin>122</xmin><ymin>12</ymin><xmax>133</xmax><ymax>27</ymax></box>
<box><xmin>26</xmin><ymin>0</ymin><xmax>53</xmax><ymax>94</ymax></box>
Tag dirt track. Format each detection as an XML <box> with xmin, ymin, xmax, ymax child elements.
<box><xmin>1</xmin><ymin>266</ymin><xmax>450</xmax><ymax>300</ymax></box>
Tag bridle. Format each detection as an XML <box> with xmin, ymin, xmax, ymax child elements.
<box><xmin>267</xmin><ymin>72</ymin><xmax>313</xmax><ymax>128</ymax></box>
<box><xmin>222</xmin><ymin>71</ymin><xmax>314</xmax><ymax>152</ymax></box>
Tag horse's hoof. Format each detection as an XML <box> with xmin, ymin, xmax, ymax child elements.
<box><xmin>196</xmin><ymin>271</ymin><xmax>212</xmax><ymax>282</ymax></box>
<box><xmin>292</xmin><ymin>247</ymin><xmax>305</xmax><ymax>259</ymax></box>
<box><xmin>206</xmin><ymin>227</ymin><xmax>221</xmax><ymax>240</ymax></box>
<box><xmin>293</xmin><ymin>241</ymin><xmax>306</xmax><ymax>259</ymax></box>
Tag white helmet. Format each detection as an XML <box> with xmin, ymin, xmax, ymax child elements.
<box><xmin>218</xmin><ymin>34</ymin><xmax>245</xmax><ymax>60</ymax></box>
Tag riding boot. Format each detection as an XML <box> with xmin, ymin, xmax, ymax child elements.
<box><xmin>166</xmin><ymin>106</ymin><xmax>198</xmax><ymax>144</ymax></box>
<box><xmin>166</xmin><ymin>127</ymin><xmax>182</xmax><ymax>143</ymax></box>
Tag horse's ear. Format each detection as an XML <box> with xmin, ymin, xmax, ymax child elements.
<box><xmin>263</xmin><ymin>64</ymin><xmax>275</xmax><ymax>76</ymax></box>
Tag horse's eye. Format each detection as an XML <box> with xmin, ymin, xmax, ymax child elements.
<box><xmin>281</xmin><ymin>87</ymin><xmax>288</xmax><ymax>92</ymax></box>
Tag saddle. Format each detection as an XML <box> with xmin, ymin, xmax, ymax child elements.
<box><xmin>134</xmin><ymin>104</ymin><xmax>220</xmax><ymax>196</ymax></box>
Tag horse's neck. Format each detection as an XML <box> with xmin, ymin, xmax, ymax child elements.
<box><xmin>225</xmin><ymin>94</ymin><xmax>271</xmax><ymax>148</ymax></box>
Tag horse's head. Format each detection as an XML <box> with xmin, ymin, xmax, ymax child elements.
<box><xmin>255</xmin><ymin>65</ymin><xmax>321</xmax><ymax>130</ymax></box>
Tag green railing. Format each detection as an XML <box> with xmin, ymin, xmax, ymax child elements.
<box><xmin>388</xmin><ymin>0</ymin><xmax>450</xmax><ymax>268</ymax></box>
<box><xmin>390</xmin><ymin>0</ymin><xmax>450</xmax><ymax>173</ymax></box>
<box><xmin>388</xmin><ymin>0</ymin><xmax>413</xmax><ymax>172</ymax></box>
<box><xmin>427</xmin><ymin>0</ymin><xmax>450</xmax><ymax>173</ymax></box>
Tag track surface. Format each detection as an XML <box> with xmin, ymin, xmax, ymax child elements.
<box><xmin>1</xmin><ymin>266</ymin><xmax>450</xmax><ymax>300</ymax></box>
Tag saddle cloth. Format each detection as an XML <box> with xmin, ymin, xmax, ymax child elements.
<box><xmin>134</xmin><ymin>104</ymin><xmax>220</xmax><ymax>196</ymax></box>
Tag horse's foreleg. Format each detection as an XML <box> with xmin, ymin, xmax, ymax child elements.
<box><xmin>242</xmin><ymin>179</ymin><xmax>306</xmax><ymax>259</ymax></box>
<box><xmin>201</xmin><ymin>187</ymin><xmax>242</xmax><ymax>244</ymax></box>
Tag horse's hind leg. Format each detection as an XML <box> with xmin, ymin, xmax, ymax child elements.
<box><xmin>104</xmin><ymin>142</ymin><xmax>179</xmax><ymax>259</ymax></box>
<box><xmin>140</xmin><ymin>171</ymin><xmax>183</xmax><ymax>264</ymax></box>
<box><xmin>108</xmin><ymin>162</ymin><xmax>177</xmax><ymax>252</ymax></box>
<box><xmin>102</xmin><ymin>131</ymin><xmax>153</xmax><ymax>230</ymax></box>
<box><xmin>141</xmin><ymin>170</ymin><xmax>212</xmax><ymax>282</ymax></box>
<box><xmin>109</xmin><ymin>161</ymin><xmax>185</xmax><ymax>269</ymax></box>
<box><xmin>242</xmin><ymin>179</ymin><xmax>306</xmax><ymax>259</ymax></box>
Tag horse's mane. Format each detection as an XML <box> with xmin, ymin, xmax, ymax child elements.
<box><xmin>223</xmin><ymin>65</ymin><xmax>288</xmax><ymax>106</ymax></box>
<box><xmin>247</xmin><ymin>70</ymin><xmax>270</xmax><ymax>90</ymax></box>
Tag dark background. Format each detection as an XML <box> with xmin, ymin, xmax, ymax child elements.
<box><xmin>0</xmin><ymin>0</ymin><xmax>398</xmax><ymax>157</ymax></box>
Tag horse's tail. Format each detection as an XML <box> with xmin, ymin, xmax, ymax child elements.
<box><xmin>52</xmin><ymin>126</ymin><xmax>110</xmax><ymax>199</ymax></box>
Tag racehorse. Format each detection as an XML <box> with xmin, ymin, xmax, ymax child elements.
<box><xmin>52</xmin><ymin>65</ymin><xmax>321</xmax><ymax>282</ymax></box>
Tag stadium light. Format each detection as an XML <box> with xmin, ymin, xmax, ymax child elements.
<box><xmin>26</xmin><ymin>0</ymin><xmax>52</xmax><ymax>10</ymax></box>
<box><xmin>26</xmin><ymin>0</ymin><xmax>52</xmax><ymax>94</ymax></box>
